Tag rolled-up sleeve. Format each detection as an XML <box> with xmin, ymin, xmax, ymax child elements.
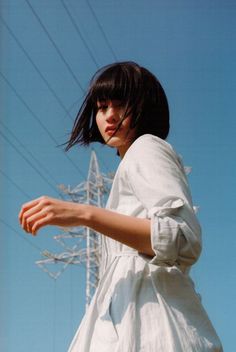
<box><xmin>127</xmin><ymin>135</ymin><xmax>202</xmax><ymax>267</ymax></box>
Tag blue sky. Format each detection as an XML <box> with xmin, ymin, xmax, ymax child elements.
<box><xmin>1</xmin><ymin>1</ymin><xmax>235</xmax><ymax>351</ymax></box>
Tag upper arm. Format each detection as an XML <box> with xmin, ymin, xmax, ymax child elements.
<box><xmin>126</xmin><ymin>135</ymin><xmax>202</xmax><ymax>267</ymax></box>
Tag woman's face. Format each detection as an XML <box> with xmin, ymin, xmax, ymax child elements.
<box><xmin>96</xmin><ymin>99</ymin><xmax>136</xmax><ymax>158</ymax></box>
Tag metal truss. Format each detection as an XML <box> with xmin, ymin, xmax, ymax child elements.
<box><xmin>36</xmin><ymin>151</ymin><xmax>113</xmax><ymax>308</ymax></box>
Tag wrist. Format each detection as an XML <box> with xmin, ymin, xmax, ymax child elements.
<box><xmin>73</xmin><ymin>203</ymin><xmax>93</xmax><ymax>227</ymax></box>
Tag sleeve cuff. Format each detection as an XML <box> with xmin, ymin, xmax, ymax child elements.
<box><xmin>148</xmin><ymin>198</ymin><xmax>202</xmax><ymax>268</ymax></box>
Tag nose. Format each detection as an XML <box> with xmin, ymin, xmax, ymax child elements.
<box><xmin>105</xmin><ymin>105</ymin><xmax>120</xmax><ymax>123</ymax></box>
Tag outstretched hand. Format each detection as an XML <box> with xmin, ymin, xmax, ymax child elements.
<box><xmin>19</xmin><ymin>195</ymin><xmax>153</xmax><ymax>255</ymax></box>
<box><xmin>19</xmin><ymin>196</ymin><xmax>84</xmax><ymax>236</ymax></box>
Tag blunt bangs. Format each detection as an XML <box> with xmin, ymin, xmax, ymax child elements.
<box><xmin>89</xmin><ymin>63</ymin><xmax>141</xmax><ymax>116</ymax></box>
<box><xmin>90</xmin><ymin>66</ymin><xmax>127</xmax><ymax>104</ymax></box>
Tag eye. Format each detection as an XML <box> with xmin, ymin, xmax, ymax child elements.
<box><xmin>112</xmin><ymin>100</ymin><xmax>122</xmax><ymax>108</ymax></box>
<box><xmin>97</xmin><ymin>101</ymin><xmax>108</xmax><ymax>111</ymax></box>
<box><xmin>98</xmin><ymin>105</ymin><xmax>108</xmax><ymax>111</ymax></box>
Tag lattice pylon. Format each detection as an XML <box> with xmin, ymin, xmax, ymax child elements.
<box><xmin>36</xmin><ymin>151</ymin><xmax>113</xmax><ymax>309</ymax></box>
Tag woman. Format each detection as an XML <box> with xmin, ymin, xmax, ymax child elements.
<box><xmin>19</xmin><ymin>62</ymin><xmax>223</xmax><ymax>351</ymax></box>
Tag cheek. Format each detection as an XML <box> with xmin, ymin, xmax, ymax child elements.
<box><xmin>95</xmin><ymin>114</ymin><xmax>101</xmax><ymax>129</ymax></box>
<box><xmin>95</xmin><ymin>114</ymin><xmax>99</xmax><ymax>126</ymax></box>
<box><xmin>95</xmin><ymin>114</ymin><xmax>104</xmax><ymax>135</ymax></box>
<box><xmin>122</xmin><ymin>116</ymin><xmax>132</xmax><ymax>129</ymax></box>
<box><xmin>123</xmin><ymin>117</ymin><xmax>137</xmax><ymax>138</ymax></box>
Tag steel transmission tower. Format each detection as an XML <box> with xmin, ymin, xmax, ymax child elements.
<box><xmin>36</xmin><ymin>151</ymin><xmax>113</xmax><ymax>309</ymax></box>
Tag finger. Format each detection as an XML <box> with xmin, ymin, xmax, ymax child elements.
<box><xmin>19</xmin><ymin>198</ymin><xmax>42</xmax><ymax>224</ymax></box>
<box><xmin>19</xmin><ymin>196</ymin><xmax>51</xmax><ymax>224</ymax></box>
<box><xmin>31</xmin><ymin>213</ymin><xmax>52</xmax><ymax>236</ymax></box>
<box><xmin>26</xmin><ymin>202</ymin><xmax>55</xmax><ymax>234</ymax></box>
<box><xmin>22</xmin><ymin>205</ymin><xmax>48</xmax><ymax>233</ymax></box>
<box><xmin>21</xmin><ymin>202</ymin><xmax>45</xmax><ymax>231</ymax></box>
<box><xmin>19</xmin><ymin>196</ymin><xmax>52</xmax><ymax>227</ymax></box>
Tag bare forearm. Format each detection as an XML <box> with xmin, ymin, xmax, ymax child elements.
<box><xmin>82</xmin><ymin>204</ymin><xmax>154</xmax><ymax>256</ymax></box>
<box><xmin>19</xmin><ymin>196</ymin><xmax>154</xmax><ymax>256</ymax></box>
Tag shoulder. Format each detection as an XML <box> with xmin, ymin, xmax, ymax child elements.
<box><xmin>123</xmin><ymin>134</ymin><xmax>181</xmax><ymax>165</ymax></box>
<box><xmin>132</xmin><ymin>133</ymin><xmax>168</xmax><ymax>147</ymax></box>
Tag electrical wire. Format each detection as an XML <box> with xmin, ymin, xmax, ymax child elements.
<box><xmin>0</xmin><ymin>217</ymin><xmax>44</xmax><ymax>253</ymax></box>
<box><xmin>0</xmin><ymin>70</ymin><xmax>58</xmax><ymax>144</ymax></box>
<box><xmin>60</xmin><ymin>0</ymin><xmax>99</xmax><ymax>69</ymax></box>
<box><xmin>0</xmin><ymin>14</ymin><xmax>75</xmax><ymax>122</ymax></box>
<box><xmin>61</xmin><ymin>0</ymin><xmax>119</xmax><ymax>179</ymax></box>
<box><xmin>1</xmin><ymin>5</ymin><xmax>116</xmax><ymax>181</ymax></box>
<box><xmin>0</xmin><ymin>70</ymin><xmax>86</xmax><ymax>179</ymax></box>
<box><xmin>25</xmin><ymin>0</ymin><xmax>84</xmax><ymax>93</ymax></box>
<box><xmin>1</xmin><ymin>7</ymin><xmax>89</xmax><ymax>343</ymax></box>
<box><xmin>86</xmin><ymin>0</ymin><xmax>117</xmax><ymax>61</ymax></box>
<box><xmin>0</xmin><ymin>168</ymin><xmax>31</xmax><ymax>200</ymax></box>
<box><xmin>0</xmin><ymin>120</ymin><xmax>61</xmax><ymax>187</ymax></box>
<box><xmin>61</xmin><ymin>0</ymin><xmax>118</xmax><ymax>178</ymax></box>
<box><xmin>0</xmin><ymin>129</ymin><xmax>60</xmax><ymax>195</ymax></box>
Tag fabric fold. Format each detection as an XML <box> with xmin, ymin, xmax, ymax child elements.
<box><xmin>147</xmin><ymin>196</ymin><xmax>185</xmax><ymax>218</ymax></box>
<box><xmin>124</xmin><ymin>134</ymin><xmax>202</xmax><ymax>268</ymax></box>
<box><xmin>148</xmin><ymin>198</ymin><xmax>202</xmax><ymax>267</ymax></box>
<box><xmin>68</xmin><ymin>135</ymin><xmax>222</xmax><ymax>352</ymax></box>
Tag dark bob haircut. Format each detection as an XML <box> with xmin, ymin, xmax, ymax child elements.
<box><xmin>66</xmin><ymin>61</ymin><xmax>169</xmax><ymax>151</ymax></box>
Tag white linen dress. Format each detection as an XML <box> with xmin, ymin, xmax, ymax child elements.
<box><xmin>68</xmin><ymin>134</ymin><xmax>223</xmax><ymax>352</ymax></box>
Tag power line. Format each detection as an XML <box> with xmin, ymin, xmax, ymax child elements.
<box><xmin>86</xmin><ymin>0</ymin><xmax>117</xmax><ymax>61</ymax></box>
<box><xmin>0</xmin><ymin>168</ymin><xmax>31</xmax><ymax>200</ymax></box>
<box><xmin>0</xmin><ymin>70</ymin><xmax>86</xmax><ymax>179</ymax></box>
<box><xmin>0</xmin><ymin>218</ymin><xmax>77</xmax><ymax>264</ymax></box>
<box><xmin>25</xmin><ymin>0</ymin><xmax>84</xmax><ymax>93</ymax></box>
<box><xmin>0</xmin><ymin>14</ymin><xmax>75</xmax><ymax>122</ymax></box>
<box><xmin>62</xmin><ymin>96</ymin><xmax>82</xmax><ymax>120</ymax></box>
<box><xmin>0</xmin><ymin>217</ymin><xmax>44</xmax><ymax>253</ymax></box>
<box><xmin>1</xmin><ymin>4</ymin><xmax>116</xmax><ymax>182</ymax></box>
<box><xmin>0</xmin><ymin>129</ymin><xmax>60</xmax><ymax>195</ymax></box>
<box><xmin>0</xmin><ymin>120</ymin><xmax>60</xmax><ymax>187</ymax></box>
<box><xmin>60</xmin><ymin>0</ymin><xmax>99</xmax><ymax>69</ymax></box>
<box><xmin>0</xmin><ymin>70</ymin><xmax>58</xmax><ymax>144</ymax></box>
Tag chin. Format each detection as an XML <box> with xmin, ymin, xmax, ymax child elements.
<box><xmin>105</xmin><ymin>138</ymin><xmax>121</xmax><ymax>148</ymax></box>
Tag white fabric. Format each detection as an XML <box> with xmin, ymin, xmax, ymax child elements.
<box><xmin>68</xmin><ymin>134</ymin><xmax>223</xmax><ymax>352</ymax></box>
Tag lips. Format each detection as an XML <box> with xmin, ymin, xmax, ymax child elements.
<box><xmin>105</xmin><ymin>125</ymin><xmax>118</xmax><ymax>133</ymax></box>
